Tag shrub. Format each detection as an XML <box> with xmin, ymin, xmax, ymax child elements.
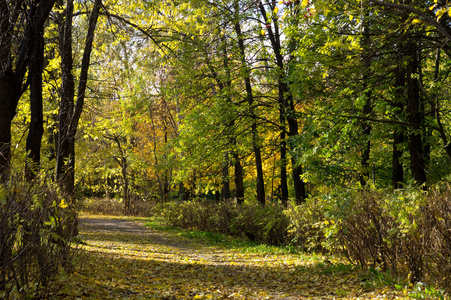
<box><xmin>0</xmin><ymin>175</ymin><xmax>77</xmax><ymax>299</ymax></box>
<box><xmin>285</xmin><ymin>199</ymin><xmax>327</xmax><ymax>252</ymax></box>
<box><xmin>422</xmin><ymin>184</ymin><xmax>451</xmax><ymax>293</ymax></box>
<box><xmin>335</xmin><ymin>188</ymin><xmax>427</xmax><ymax>283</ymax></box>
<box><xmin>160</xmin><ymin>200</ymin><xmax>289</xmax><ymax>246</ymax></box>
<box><xmin>230</xmin><ymin>204</ymin><xmax>289</xmax><ymax>245</ymax></box>
<box><xmin>81</xmin><ymin>197</ymin><xmax>154</xmax><ymax>216</ymax></box>
<box><xmin>160</xmin><ymin>200</ymin><xmax>236</xmax><ymax>233</ymax></box>
<box><xmin>157</xmin><ymin>186</ymin><xmax>451</xmax><ymax>295</ymax></box>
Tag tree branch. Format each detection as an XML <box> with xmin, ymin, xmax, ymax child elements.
<box><xmin>370</xmin><ymin>1</ymin><xmax>451</xmax><ymax>42</ymax></box>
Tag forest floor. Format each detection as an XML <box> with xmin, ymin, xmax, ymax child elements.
<box><xmin>49</xmin><ymin>214</ymin><xmax>414</xmax><ymax>299</ymax></box>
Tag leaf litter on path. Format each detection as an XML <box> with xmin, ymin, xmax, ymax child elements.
<box><xmin>49</xmin><ymin>215</ymin><xmax>411</xmax><ymax>299</ymax></box>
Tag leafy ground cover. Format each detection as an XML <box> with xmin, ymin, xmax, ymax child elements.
<box><xmin>48</xmin><ymin>214</ymin><xmax>424</xmax><ymax>299</ymax></box>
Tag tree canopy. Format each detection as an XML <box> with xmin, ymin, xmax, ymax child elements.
<box><xmin>2</xmin><ymin>0</ymin><xmax>451</xmax><ymax>205</ymax></box>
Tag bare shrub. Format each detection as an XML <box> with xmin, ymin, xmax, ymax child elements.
<box><xmin>0</xmin><ymin>175</ymin><xmax>77</xmax><ymax>299</ymax></box>
<box><xmin>81</xmin><ymin>197</ymin><xmax>124</xmax><ymax>215</ymax></box>
<box><xmin>160</xmin><ymin>200</ymin><xmax>289</xmax><ymax>245</ymax></box>
<box><xmin>231</xmin><ymin>203</ymin><xmax>289</xmax><ymax>245</ymax></box>
<box><xmin>161</xmin><ymin>200</ymin><xmax>236</xmax><ymax>232</ymax></box>
<box><xmin>422</xmin><ymin>184</ymin><xmax>451</xmax><ymax>293</ymax></box>
<box><xmin>82</xmin><ymin>197</ymin><xmax>154</xmax><ymax>216</ymax></box>
<box><xmin>336</xmin><ymin>189</ymin><xmax>426</xmax><ymax>283</ymax></box>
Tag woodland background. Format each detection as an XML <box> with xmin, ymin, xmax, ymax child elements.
<box><xmin>3</xmin><ymin>0</ymin><xmax>451</xmax><ymax>298</ymax></box>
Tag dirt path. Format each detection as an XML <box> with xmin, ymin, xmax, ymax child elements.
<box><xmin>51</xmin><ymin>216</ymin><xmax>408</xmax><ymax>299</ymax></box>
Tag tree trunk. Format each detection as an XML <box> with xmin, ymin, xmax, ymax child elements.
<box><xmin>122</xmin><ymin>159</ymin><xmax>129</xmax><ymax>214</ymax></box>
<box><xmin>0</xmin><ymin>77</ymin><xmax>20</xmax><ymax>180</ymax></box>
<box><xmin>56</xmin><ymin>0</ymin><xmax>75</xmax><ymax>193</ymax></box>
<box><xmin>56</xmin><ymin>0</ymin><xmax>102</xmax><ymax>194</ymax></box>
<box><xmin>221</xmin><ymin>153</ymin><xmax>230</xmax><ymax>201</ymax></box>
<box><xmin>392</xmin><ymin>129</ymin><xmax>404</xmax><ymax>189</ymax></box>
<box><xmin>233</xmin><ymin>149</ymin><xmax>245</xmax><ymax>204</ymax></box>
<box><xmin>405</xmin><ymin>42</ymin><xmax>427</xmax><ymax>187</ymax></box>
<box><xmin>258</xmin><ymin>1</ymin><xmax>305</xmax><ymax>204</ymax></box>
<box><xmin>279</xmin><ymin>127</ymin><xmax>288</xmax><ymax>206</ymax></box>
<box><xmin>392</xmin><ymin>68</ymin><xmax>405</xmax><ymax>189</ymax></box>
<box><xmin>359</xmin><ymin>95</ymin><xmax>372</xmax><ymax>186</ymax></box>
<box><xmin>25</xmin><ymin>15</ymin><xmax>45</xmax><ymax>180</ymax></box>
<box><xmin>359</xmin><ymin>11</ymin><xmax>373</xmax><ymax>187</ymax></box>
<box><xmin>286</xmin><ymin>93</ymin><xmax>306</xmax><ymax>204</ymax></box>
<box><xmin>0</xmin><ymin>0</ymin><xmax>55</xmax><ymax>179</ymax></box>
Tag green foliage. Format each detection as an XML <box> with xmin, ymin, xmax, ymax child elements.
<box><xmin>160</xmin><ymin>200</ymin><xmax>290</xmax><ymax>246</ymax></box>
<box><xmin>285</xmin><ymin>198</ymin><xmax>328</xmax><ymax>252</ymax></box>
<box><xmin>329</xmin><ymin>184</ymin><xmax>451</xmax><ymax>295</ymax></box>
<box><xmin>231</xmin><ymin>204</ymin><xmax>290</xmax><ymax>245</ymax></box>
<box><xmin>157</xmin><ymin>185</ymin><xmax>451</xmax><ymax>295</ymax></box>
<box><xmin>407</xmin><ymin>282</ymin><xmax>445</xmax><ymax>300</ymax></box>
<box><xmin>160</xmin><ymin>200</ymin><xmax>237</xmax><ymax>233</ymax></box>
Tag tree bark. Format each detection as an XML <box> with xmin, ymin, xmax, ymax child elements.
<box><xmin>0</xmin><ymin>0</ymin><xmax>55</xmax><ymax>180</ymax></box>
<box><xmin>392</xmin><ymin>68</ymin><xmax>405</xmax><ymax>189</ymax></box>
<box><xmin>233</xmin><ymin>146</ymin><xmax>245</xmax><ymax>204</ymax></box>
<box><xmin>0</xmin><ymin>76</ymin><xmax>20</xmax><ymax>180</ymax></box>
<box><xmin>258</xmin><ymin>0</ymin><xmax>305</xmax><ymax>204</ymax></box>
<box><xmin>25</xmin><ymin>8</ymin><xmax>47</xmax><ymax>179</ymax></box>
<box><xmin>392</xmin><ymin>129</ymin><xmax>404</xmax><ymax>189</ymax></box>
<box><xmin>56</xmin><ymin>0</ymin><xmax>102</xmax><ymax>194</ymax></box>
<box><xmin>405</xmin><ymin>41</ymin><xmax>427</xmax><ymax>187</ymax></box>
<box><xmin>221</xmin><ymin>153</ymin><xmax>230</xmax><ymax>201</ymax></box>
<box><xmin>359</xmin><ymin>95</ymin><xmax>372</xmax><ymax>186</ymax></box>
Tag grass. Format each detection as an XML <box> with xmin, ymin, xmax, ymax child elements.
<box><xmin>144</xmin><ymin>217</ymin><xmax>312</xmax><ymax>255</ymax></box>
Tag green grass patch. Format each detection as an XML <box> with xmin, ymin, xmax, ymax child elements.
<box><xmin>143</xmin><ymin>216</ymin><xmax>305</xmax><ymax>255</ymax></box>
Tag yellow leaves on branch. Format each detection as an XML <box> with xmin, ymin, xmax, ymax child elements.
<box><xmin>431</xmin><ymin>1</ymin><xmax>451</xmax><ymax>21</ymax></box>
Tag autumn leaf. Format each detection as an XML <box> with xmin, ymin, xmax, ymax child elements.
<box><xmin>48</xmin><ymin>215</ymin><xmax>414</xmax><ymax>299</ymax></box>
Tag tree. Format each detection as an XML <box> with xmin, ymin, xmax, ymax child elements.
<box><xmin>56</xmin><ymin>0</ymin><xmax>102</xmax><ymax>195</ymax></box>
<box><xmin>0</xmin><ymin>0</ymin><xmax>55</xmax><ymax>179</ymax></box>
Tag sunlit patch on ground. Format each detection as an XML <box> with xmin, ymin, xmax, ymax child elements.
<box><xmin>49</xmin><ymin>215</ymin><xmax>411</xmax><ymax>299</ymax></box>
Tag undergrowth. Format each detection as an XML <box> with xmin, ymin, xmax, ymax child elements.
<box><xmin>0</xmin><ymin>172</ymin><xmax>77</xmax><ymax>299</ymax></box>
<box><xmin>154</xmin><ymin>184</ymin><xmax>451</xmax><ymax>298</ymax></box>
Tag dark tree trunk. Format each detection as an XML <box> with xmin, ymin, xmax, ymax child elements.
<box><xmin>56</xmin><ymin>0</ymin><xmax>101</xmax><ymax>194</ymax></box>
<box><xmin>163</xmin><ymin>127</ymin><xmax>169</xmax><ymax>201</ymax></box>
<box><xmin>25</xmin><ymin>14</ymin><xmax>46</xmax><ymax>180</ymax></box>
<box><xmin>258</xmin><ymin>1</ymin><xmax>288</xmax><ymax>205</ymax></box>
<box><xmin>359</xmin><ymin>95</ymin><xmax>372</xmax><ymax>187</ymax></box>
<box><xmin>258</xmin><ymin>1</ymin><xmax>305</xmax><ymax>204</ymax></box>
<box><xmin>122</xmin><ymin>159</ymin><xmax>129</xmax><ymax>214</ymax></box>
<box><xmin>56</xmin><ymin>0</ymin><xmax>75</xmax><ymax>194</ymax></box>
<box><xmin>221</xmin><ymin>153</ymin><xmax>230</xmax><ymax>201</ymax></box>
<box><xmin>0</xmin><ymin>77</ymin><xmax>20</xmax><ymax>180</ymax></box>
<box><xmin>279</xmin><ymin>128</ymin><xmax>288</xmax><ymax>206</ymax></box>
<box><xmin>286</xmin><ymin>93</ymin><xmax>306</xmax><ymax>204</ymax></box>
<box><xmin>405</xmin><ymin>42</ymin><xmax>427</xmax><ymax>187</ymax></box>
<box><xmin>392</xmin><ymin>68</ymin><xmax>405</xmax><ymax>189</ymax></box>
<box><xmin>359</xmin><ymin>12</ymin><xmax>373</xmax><ymax>187</ymax></box>
<box><xmin>0</xmin><ymin>0</ymin><xmax>55</xmax><ymax>180</ymax></box>
<box><xmin>233</xmin><ymin>145</ymin><xmax>245</xmax><ymax>204</ymax></box>
<box><xmin>392</xmin><ymin>129</ymin><xmax>404</xmax><ymax>189</ymax></box>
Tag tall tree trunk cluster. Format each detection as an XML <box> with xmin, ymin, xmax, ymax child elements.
<box><xmin>0</xmin><ymin>0</ymin><xmax>56</xmax><ymax>180</ymax></box>
<box><xmin>56</xmin><ymin>0</ymin><xmax>102</xmax><ymax>195</ymax></box>
<box><xmin>0</xmin><ymin>0</ymin><xmax>101</xmax><ymax>200</ymax></box>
